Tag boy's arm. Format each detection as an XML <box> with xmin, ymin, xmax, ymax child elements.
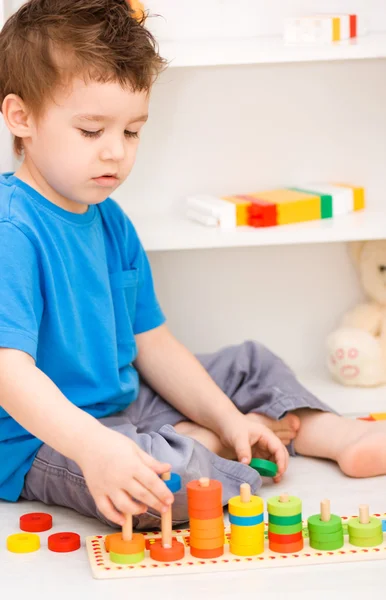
<box><xmin>0</xmin><ymin>348</ymin><xmax>173</xmax><ymax>520</ymax></box>
<box><xmin>134</xmin><ymin>325</ymin><xmax>288</xmax><ymax>475</ymax></box>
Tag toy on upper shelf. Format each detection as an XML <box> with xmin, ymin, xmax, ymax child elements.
<box><xmin>284</xmin><ymin>14</ymin><xmax>358</xmax><ymax>44</ymax></box>
<box><xmin>186</xmin><ymin>183</ymin><xmax>365</xmax><ymax>230</ymax></box>
<box><xmin>327</xmin><ymin>240</ymin><xmax>386</xmax><ymax>388</ymax></box>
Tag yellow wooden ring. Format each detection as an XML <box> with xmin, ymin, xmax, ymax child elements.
<box><xmin>230</xmin><ymin>542</ymin><xmax>264</xmax><ymax>556</ymax></box>
<box><xmin>231</xmin><ymin>523</ymin><xmax>264</xmax><ymax>542</ymax></box>
<box><xmin>228</xmin><ymin>495</ymin><xmax>264</xmax><ymax>517</ymax></box>
<box><xmin>7</xmin><ymin>533</ymin><xmax>40</xmax><ymax>553</ymax></box>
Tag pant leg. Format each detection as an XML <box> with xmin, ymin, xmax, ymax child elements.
<box><xmin>194</xmin><ymin>340</ymin><xmax>335</xmax><ymax>455</ymax></box>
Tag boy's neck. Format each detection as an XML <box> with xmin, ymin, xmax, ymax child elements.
<box><xmin>14</xmin><ymin>160</ymin><xmax>89</xmax><ymax>215</ymax></box>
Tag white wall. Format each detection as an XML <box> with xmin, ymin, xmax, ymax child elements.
<box><xmin>114</xmin><ymin>56</ymin><xmax>386</xmax><ymax>371</ymax></box>
<box><xmin>2</xmin><ymin>0</ymin><xmax>385</xmax><ymax>373</ymax></box>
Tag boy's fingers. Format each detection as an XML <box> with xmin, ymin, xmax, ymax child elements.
<box><xmin>134</xmin><ymin>464</ymin><xmax>174</xmax><ymax>508</ymax></box>
<box><xmin>110</xmin><ymin>490</ymin><xmax>147</xmax><ymax>516</ymax></box>
<box><xmin>96</xmin><ymin>495</ymin><xmax>126</xmax><ymax>527</ymax></box>
<box><xmin>234</xmin><ymin>438</ymin><xmax>251</xmax><ymax>465</ymax></box>
<box><xmin>129</xmin><ymin>480</ymin><xmax>169</xmax><ymax>514</ymax></box>
<box><xmin>139</xmin><ymin>450</ymin><xmax>171</xmax><ymax>475</ymax></box>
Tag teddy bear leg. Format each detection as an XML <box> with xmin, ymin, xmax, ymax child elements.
<box><xmin>326</xmin><ymin>327</ymin><xmax>385</xmax><ymax>386</ymax></box>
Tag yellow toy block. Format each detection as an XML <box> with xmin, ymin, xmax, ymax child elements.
<box><xmin>253</xmin><ymin>189</ymin><xmax>321</xmax><ymax>225</ymax></box>
<box><xmin>333</xmin><ymin>184</ymin><xmax>365</xmax><ymax>211</ymax></box>
<box><xmin>369</xmin><ymin>413</ymin><xmax>386</xmax><ymax>421</ymax></box>
<box><xmin>222</xmin><ymin>196</ymin><xmax>252</xmax><ymax>226</ymax></box>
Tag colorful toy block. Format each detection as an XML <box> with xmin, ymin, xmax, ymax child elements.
<box><xmin>186</xmin><ymin>183</ymin><xmax>365</xmax><ymax>230</ymax></box>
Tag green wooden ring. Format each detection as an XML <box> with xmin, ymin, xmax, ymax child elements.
<box><xmin>110</xmin><ymin>550</ymin><xmax>145</xmax><ymax>564</ymax></box>
<box><xmin>349</xmin><ymin>534</ymin><xmax>383</xmax><ymax>548</ymax></box>
<box><xmin>347</xmin><ymin>517</ymin><xmax>382</xmax><ymax>538</ymax></box>
<box><xmin>309</xmin><ymin>536</ymin><xmax>344</xmax><ymax>551</ymax></box>
<box><xmin>249</xmin><ymin>458</ymin><xmax>278</xmax><ymax>478</ymax></box>
<box><xmin>269</xmin><ymin>513</ymin><xmax>302</xmax><ymax>526</ymax></box>
<box><xmin>309</xmin><ymin>529</ymin><xmax>344</xmax><ymax>543</ymax></box>
<box><xmin>307</xmin><ymin>514</ymin><xmax>342</xmax><ymax>534</ymax></box>
<box><xmin>267</xmin><ymin>496</ymin><xmax>302</xmax><ymax>517</ymax></box>
<box><xmin>268</xmin><ymin>522</ymin><xmax>303</xmax><ymax>535</ymax></box>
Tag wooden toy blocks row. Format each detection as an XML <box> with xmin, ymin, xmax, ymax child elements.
<box><xmin>284</xmin><ymin>14</ymin><xmax>358</xmax><ymax>44</ymax></box>
<box><xmin>186</xmin><ymin>183</ymin><xmax>365</xmax><ymax>230</ymax></box>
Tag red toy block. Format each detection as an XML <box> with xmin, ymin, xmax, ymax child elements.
<box><xmin>238</xmin><ymin>195</ymin><xmax>277</xmax><ymax>227</ymax></box>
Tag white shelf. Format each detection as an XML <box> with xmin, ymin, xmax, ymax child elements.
<box><xmin>160</xmin><ymin>32</ymin><xmax>386</xmax><ymax>68</ymax></box>
<box><xmin>132</xmin><ymin>209</ymin><xmax>386</xmax><ymax>252</ymax></box>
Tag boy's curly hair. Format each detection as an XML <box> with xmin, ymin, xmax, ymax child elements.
<box><xmin>0</xmin><ymin>0</ymin><xmax>166</xmax><ymax>156</ymax></box>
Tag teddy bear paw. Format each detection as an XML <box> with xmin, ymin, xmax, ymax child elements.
<box><xmin>326</xmin><ymin>328</ymin><xmax>385</xmax><ymax>386</ymax></box>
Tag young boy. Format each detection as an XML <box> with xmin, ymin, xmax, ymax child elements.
<box><xmin>0</xmin><ymin>0</ymin><xmax>385</xmax><ymax>532</ymax></box>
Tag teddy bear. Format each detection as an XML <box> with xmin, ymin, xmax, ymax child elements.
<box><xmin>326</xmin><ymin>240</ymin><xmax>386</xmax><ymax>387</ymax></box>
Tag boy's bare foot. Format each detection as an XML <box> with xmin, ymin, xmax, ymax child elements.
<box><xmin>174</xmin><ymin>413</ymin><xmax>299</xmax><ymax>460</ymax></box>
<box><xmin>245</xmin><ymin>413</ymin><xmax>300</xmax><ymax>447</ymax></box>
<box><xmin>293</xmin><ymin>409</ymin><xmax>386</xmax><ymax>478</ymax></box>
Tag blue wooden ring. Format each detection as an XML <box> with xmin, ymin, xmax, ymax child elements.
<box><xmin>162</xmin><ymin>472</ymin><xmax>181</xmax><ymax>493</ymax></box>
<box><xmin>229</xmin><ymin>513</ymin><xmax>264</xmax><ymax>526</ymax></box>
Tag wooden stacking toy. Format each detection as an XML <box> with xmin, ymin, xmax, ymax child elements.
<box><xmin>348</xmin><ymin>504</ymin><xmax>383</xmax><ymax>548</ymax></box>
<box><xmin>150</xmin><ymin>472</ymin><xmax>185</xmax><ymax>562</ymax></box>
<box><xmin>267</xmin><ymin>493</ymin><xmax>304</xmax><ymax>553</ymax></box>
<box><xmin>187</xmin><ymin>477</ymin><xmax>224</xmax><ymax>558</ymax></box>
<box><xmin>229</xmin><ymin>483</ymin><xmax>264</xmax><ymax>556</ymax></box>
<box><xmin>308</xmin><ymin>499</ymin><xmax>344</xmax><ymax>550</ymax></box>
<box><xmin>106</xmin><ymin>513</ymin><xmax>145</xmax><ymax>565</ymax></box>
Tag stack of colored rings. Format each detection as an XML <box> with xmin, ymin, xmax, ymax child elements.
<box><xmin>308</xmin><ymin>499</ymin><xmax>344</xmax><ymax>550</ymax></box>
<box><xmin>348</xmin><ymin>505</ymin><xmax>383</xmax><ymax>548</ymax></box>
<box><xmin>187</xmin><ymin>477</ymin><xmax>224</xmax><ymax>558</ymax></box>
<box><xmin>106</xmin><ymin>530</ymin><xmax>145</xmax><ymax>565</ymax></box>
<box><xmin>229</xmin><ymin>483</ymin><xmax>264</xmax><ymax>556</ymax></box>
<box><xmin>268</xmin><ymin>494</ymin><xmax>304</xmax><ymax>553</ymax></box>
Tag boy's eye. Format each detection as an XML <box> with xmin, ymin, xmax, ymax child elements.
<box><xmin>79</xmin><ymin>129</ymin><xmax>139</xmax><ymax>139</ymax></box>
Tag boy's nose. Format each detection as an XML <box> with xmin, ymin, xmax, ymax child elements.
<box><xmin>100</xmin><ymin>140</ymin><xmax>125</xmax><ymax>162</ymax></box>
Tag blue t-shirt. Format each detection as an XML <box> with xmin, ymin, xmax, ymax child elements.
<box><xmin>0</xmin><ymin>173</ymin><xmax>165</xmax><ymax>501</ymax></box>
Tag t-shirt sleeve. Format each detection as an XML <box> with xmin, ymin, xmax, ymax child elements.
<box><xmin>0</xmin><ymin>221</ymin><xmax>43</xmax><ymax>360</ymax></box>
<box><xmin>125</xmin><ymin>219</ymin><xmax>166</xmax><ymax>335</ymax></box>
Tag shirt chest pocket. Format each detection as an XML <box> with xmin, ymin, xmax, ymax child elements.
<box><xmin>110</xmin><ymin>269</ymin><xmax>138</xmax><ymax>345</ymax></box>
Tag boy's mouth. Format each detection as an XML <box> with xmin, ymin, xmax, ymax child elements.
<box><xmin>92</xmin><ymin>174</ymin><xmax>119</xmax><ymax>187</ymax></box>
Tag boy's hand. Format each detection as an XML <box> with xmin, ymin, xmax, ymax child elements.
<box><xmin>78</xmin><ymin>428</ymin><xmax>174</xmax><ymax>526</ymax></box>
<box><xmin>219</xmin><ymin>414</ymin><xmax>289</xmax><ymax>483</ymax></box>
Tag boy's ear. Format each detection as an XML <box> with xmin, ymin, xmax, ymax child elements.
<box><xmin>1</xmin><ymin>94</ymin><xmax>33</xmax><ymax>140</ymax></box>
<box><xmin>348</xmin><ymin>241</ymin><xmax>365</xmax><ymax>268</ymax></box>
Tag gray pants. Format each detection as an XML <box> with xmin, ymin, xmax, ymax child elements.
<box><xmin>21</xmin><ymin>341</ymin><xmax>331</xmax><ymax>530</ymax></box>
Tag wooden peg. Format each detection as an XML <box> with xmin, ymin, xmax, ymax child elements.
<box><xmin>199</xmin><ymin>477</ymin><xmax>210</xmax><ymax>488</ymax></box>
<box><xmin>240</xmin><ymin>483</ymin><xmax>251</xmax><ymax>503</ymax></box>
<box><xmin>161</xmin><ymin>472</ymin><xmax>173</xmax><ymax>548</ymax></box>
<box><xmin>122</xmin><ymin>514</ymin><xmax>133</xmax><ymax>542</ymax></box>
<box><xmin>359</xmin><ymin>504</ymin><xmax>370</xmax><ymax>525</ymax></box>
<box><xmin>279</xmin><ymin>493</ymin><xmax>289</xmax><ymax>503</ymax></box>
<box><xmin>320</xmin><ymin>499</ymin><xmax>331</xmax><ymax>522</ymax></box>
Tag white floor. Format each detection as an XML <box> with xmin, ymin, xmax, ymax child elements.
<box><xmin>1</xmin><ymin>375</ymin><xmax>386</xmax><ymax>600</ymax></box>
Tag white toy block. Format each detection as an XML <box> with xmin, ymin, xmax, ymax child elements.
<box><xmin>186</xmin><ymin>195</ymin><xmax>237</xmax><ymax>229</ymax></box>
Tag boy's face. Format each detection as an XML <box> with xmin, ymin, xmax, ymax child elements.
<box><xmin>19</xmin><ymin>78</ymin><xmax>149</xmax><ymax>212</ymax></box>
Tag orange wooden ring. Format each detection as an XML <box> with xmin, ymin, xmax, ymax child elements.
<box><xmin>269</xmin><ymin>539</ymin><xmax>304</xmax><ymax>554</ymax></box>
<box><xmin>190</xmin><ymin>546</ymin><xmax>224</xmax><ymax>559</ymax></box>
<box><xmin>189</xmin><ymin>517</ymin><xmax>224</xmax><ymax>531</ymax></box>
<box><xmin>149</xmin><ymin>538</ymin><xmax>185</xmax><ymax>562</ymax></box>
<box><xmin>189</xmin><ymin>535</ymin><xmax>224</xmax><ymax>550</ymax></box>
<box><xmin>189</xmin><ymin>526</ymin><xmax>224</xmax><ymax>540</ymax></box>
<box><xmin>108</xmin><ymin>532</ymin><xmax>145</xmax><ymax>555</ymax></box>
<box><xmin>268</xmin><ymin>531</ymin><xmax>303</xmax><ymax>544</ymax></box>
<box><xmin>105</xmin><ymin>532</ymin><xmax>120</xmax><ymax>552</ymax></box>
<box><xmin>187</xmin><ymin>480</ymin><xmax>222</xmax><ymax>506</ymax></box>
<box><xmin>189</xmin><ymin>506</ymin><xmax>223</xmax><ymax>519</ymax></box>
